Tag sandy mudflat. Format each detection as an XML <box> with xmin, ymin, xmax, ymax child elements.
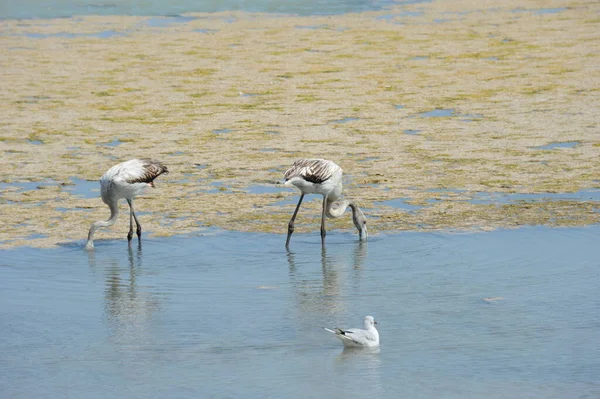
<box><xmin>0</xmin><ymin>0</ymin><xmax>599</xmax><ymax>248</ymax></box>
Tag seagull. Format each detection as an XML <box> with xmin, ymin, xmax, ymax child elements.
<box><xmin>283</xmin><ymin>159</ymin><xmax>368</xmax><ymax>247</ymax></box>
<box><xmin>323</xmin><ymin>316</ymin><xmax>379</xmax><ymax>348</ymax></box>
<box><xmin>85</xmin><ymin>158</ymin><xmax>168</xmax><ymax>250</ymax></box>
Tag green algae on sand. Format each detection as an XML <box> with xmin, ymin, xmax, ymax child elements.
<box><xmin>0</xmin><ymin>0</ymin><xmax>599</xmax><ymax>248</ymax></box>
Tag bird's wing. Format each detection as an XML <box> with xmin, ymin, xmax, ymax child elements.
<box><xmin>116</xmin><ymin>159</ymin><xmax>169</xmax><ymax>185</ymax></box>
<box><xmin>343</xmin><ymin>328</ymin><xmax>376</xmax><ymax>345</ymax></box>
<box><xmin>323</xmin><ymin>327</ymin><xmax>362</xmax><ymax>344</ymax></box>
<box><xmin>284</xmin><ymin>159</ymin><xmax>339</xmax><ymax>184</ymax></box>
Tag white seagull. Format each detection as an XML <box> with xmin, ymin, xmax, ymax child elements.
<box><xmin>85</xmin><ymin>158</ymin><xmax>168</xmax><ymax>250</ymax></box>
<box><xmin>283</xmin><ymin>158</ymin><xmax>368</xmax><ymax>247</ymax></box>
<box><xmin>323</xmin><ymin>316</ymin><xmax>380</xmax><ymax>348</ymax></box>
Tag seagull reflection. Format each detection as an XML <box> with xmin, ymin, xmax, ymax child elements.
<box><xmin>338</xmin><ymin>346</ymin><xmax>381</xmax><ymax>359</ymax></box>
<box><xmin>287</xmin><ymin>242</ymin><xmax>367</xmax><ymax>317</ymax></box>
<box><xmin>336</xmin><ymin>346</ymin><xmax>382</xmax><ymax>395</ymax></box>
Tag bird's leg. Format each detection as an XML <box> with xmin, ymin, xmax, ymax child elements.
<box><xmin>127</xmin><ymin>199</ymin><xmax>142</xmax><ymax>241</ymax></box>
<box><xmin>132</xmin><ymin>202</ymin><xmax>142</xmax><ymax>239</ymax></box>
<box><xmin>320</xmin><ymin>196</ymin><xmax>327</xmax><ymax>245</ymax></box>
<box><xmin>127</xmin><ymin>199</ymin><xmax>134</xmax><ymax>242</ymax></box>
<box><xmin>286</xmin><ymin>194</ymin><xmax>304</xmax><ymax>247</ymax></box>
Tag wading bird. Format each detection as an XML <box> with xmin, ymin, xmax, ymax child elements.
<box><xmin>283</xmin><ymin>159</ymin><xmax>368</xmax><ymax>247</ymax></box>
<box><xmin>85</xmin><ymin>159</ymin><xmax>168</xmax><ymax>250</ymax></box>
<box><xmin>323</xmin><ymin>316</ymin><xmax>379</xmax><ymax>348</ymax></box>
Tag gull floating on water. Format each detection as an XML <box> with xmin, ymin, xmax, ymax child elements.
<box><xmin>323</xmin><ymin>316</ymin><xmax>379</xmax><ymax>348</ymax></box>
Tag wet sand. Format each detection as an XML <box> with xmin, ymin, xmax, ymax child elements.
<box><xmin>0</xmin><ymin>0</ymin><xmax>599</xmax><ymax>248</ymax></box>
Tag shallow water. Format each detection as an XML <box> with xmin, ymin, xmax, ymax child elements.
<box><xmin>2</xmin><ymin>0</ymin><xmax>426</xmax><ymax>19</ymax></box>
<box><xmin>1</xmin><ymin>226</ymin><xmax>599</xmax><ymax>398</ymax></box>
<box><xmin>532</xmin><ymin>141</ymin><xmax>579</xmax><ymax>150</ymax></box>
<box><xmin>378</xmin><ymin>188</ymin><xmax>600</xmax><ymax>209</ymax></box>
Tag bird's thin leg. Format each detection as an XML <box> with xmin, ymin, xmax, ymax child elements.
<box><xmin>286</xmin><ymin>194</ymin><xmax>304</xmax><ymax>248</ymax></box>
<box><xmin>320</xmin><ymin>196</ymin><xmax>327</xmax><ymax>245</ymax></box>
<box><xmin>127</xmin><ymin>199</ymin><xmax>134</xmax><ymax>242</ymax></box>
<box><xmin>127</xmin><ymin>199</ymin><xmax>143</xmax><ymax>241</ymax></box>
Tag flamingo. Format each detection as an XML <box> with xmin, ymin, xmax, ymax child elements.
<box><xmin>85</xmin><ymin>158</ymin><xmax>168</xmax><ymax>250</ymax></box>
<box><xmin>283</xmin><ymin>159</ymin><xmax>368</xmax><ymax>247</ymax></box>
<box><xmin>323</xmin><ymin>316</ymin><xmax>379</xmax><ymax>348</ymax></box>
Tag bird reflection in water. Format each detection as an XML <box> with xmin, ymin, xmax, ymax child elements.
<box><xmin>287</xmin><ymin>241</ymin><xmax>367</xmax><ymax>318</ymax></box>
<box><xmin>89</xmin><ymin>241</ymin><xmax>160</xmax><ymax>347</ymax></box>
<box><xmin>336</xmin><ymin>346</ymin><xmax>383</xmax><ymax>395</ymax></box>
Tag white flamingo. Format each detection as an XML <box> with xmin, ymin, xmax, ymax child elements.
<box><xmin>85</xmin><ymin>159</ymin><xmax>168</xmax><ymax>250</ymax></box>
<box><xmin>283</xmin><ymin>159</ymin><xmax>368</xmax><ymax>247</ymax></box>
<box><xmin>323</xmin><ymin>316</ymin><xmax>379</xmax><ymax>348</ymax></box>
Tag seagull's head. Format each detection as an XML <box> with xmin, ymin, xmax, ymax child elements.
<box><xmin>350</xmin><ymin>203</ymin><xmax>368</xmax><ymax>241</ymax></box>
<box><xmin>364</xmin><ymin>316</ymin><xmax>377</xmax><ymax>329</ymax></box>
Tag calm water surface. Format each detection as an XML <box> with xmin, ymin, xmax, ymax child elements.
<box><xmin>1</xmin><ymin>226</ymin><xmax>599</xmax><ymax>398</ymax></box>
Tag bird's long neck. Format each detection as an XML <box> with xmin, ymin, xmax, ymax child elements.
<box><xmin>325</xmin><ymin>199</ymin><xmax>352</xmax><ymax>219</ymax></box>
<box><xmin>85</xmin><ymin>199</ymin><xmax>119</xmax><ymax>249</ymax></box>
<box><xmin>326</xmin><ymin>199</ymin><xmax>368</xmax><ymax>241</ymax></box>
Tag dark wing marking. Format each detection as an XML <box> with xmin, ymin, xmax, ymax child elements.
<box><xmin>284</xmin><ymin>159</ymin><xmax>337</xmax><ymax>184</ymax></box>
<box><xmin>126</xmin><ymin>159</ymin><xmax>169</xmax><ymax>184</ymax></box>
<box><xmin>334</xmin><ymin>328</ymin><xmax>354</xmax><ymax>336</ymax></box>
